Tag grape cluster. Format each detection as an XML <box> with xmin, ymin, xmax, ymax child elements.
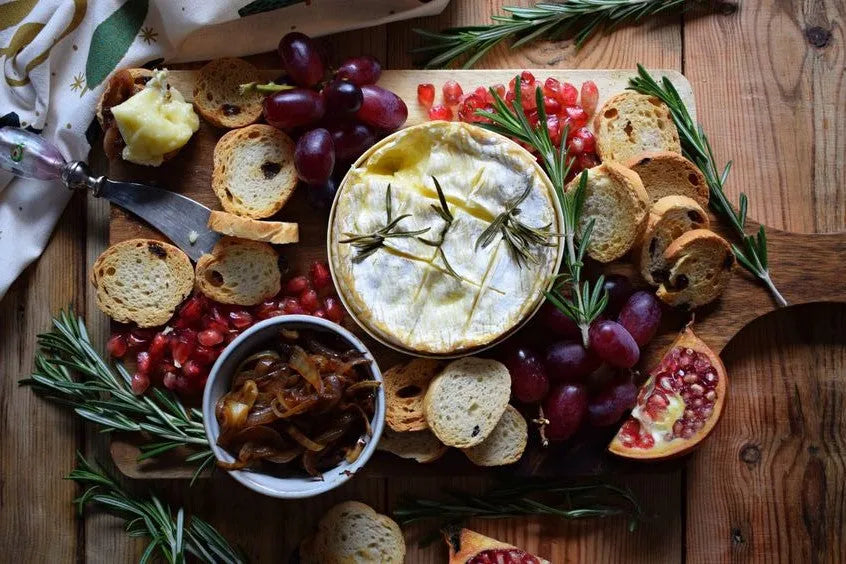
<box><xmin>264</xmin><ymin>33</ymin><xmax>408</xmax><ymax>208</ymax></box>
<box><xmin>504</xmin><ymin>276</ymin><xmax>663</xmax><ymax>441</ymax></box>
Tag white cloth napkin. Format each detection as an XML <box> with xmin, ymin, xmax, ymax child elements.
<box><xmin>0</xmin><ymin>0</ymin><xmax>448</xmax><ymax>299</ymax></box>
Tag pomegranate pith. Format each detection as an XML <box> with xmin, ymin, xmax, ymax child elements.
<box><xmin>609</xmin><ymin>325</ymin><xmax>727</xmax><ymax>460</ymax></box>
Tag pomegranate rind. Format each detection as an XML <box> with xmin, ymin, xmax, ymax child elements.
<box><xmin>608</xmin><ymin>326</ymin><xmax>727</xmax><ymax>461</ymax></box>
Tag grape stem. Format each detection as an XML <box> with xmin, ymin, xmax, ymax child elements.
<box><xmin>532</xmin><ymin>405</ymin><xmax>551</xmax><ymax>448</ymax></box>
<box><xmin>238</xmin><ymin>81</ymin><xmax>295</xmax><ymax>95</ymax></box>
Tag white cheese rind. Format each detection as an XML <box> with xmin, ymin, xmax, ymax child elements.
<box><xmin>329</xmin><ymin>121</ymin><xmax>562</xmax><ymax>355</ymax></box>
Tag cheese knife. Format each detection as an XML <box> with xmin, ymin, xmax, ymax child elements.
<box><xmin>0</xmin><ymin>127</ymin><xmax>220</xmax><ymax>261</ymax></box>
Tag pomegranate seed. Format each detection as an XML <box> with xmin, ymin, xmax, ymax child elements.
<box><xmin>162</xmin><ymin>372</ymin><xmax>178</xmax><ymax>390</ymax></box>
<box><xmin>442</xmin><ymin>80</ymin><xmax>463</xmax><ymax>105</ymax></box>
<box><xmin>309</xmin><ymin>261</ymin><xmax>332</xmax><ymax>290</ymax></box>
<box><xmin>192</xmin><ymin>345</ymin><xmax>218</xmax><ymax>366</ymax></box>
<box><xmin>564</xmin><ymin>106</ymin><xmax>588</xmax><ymax>128</ymax></box>
<box><xmin>428</xmin><ymin>104</ymin><xmax>452</xmax><ymax>121</ymax></box>
<box><xmin>282</xmin><ymin>297</ymin><xmax>305</xmax><ymax>314</ymax></box>
<box><xmin>313</xmin><ymin>309</ymin><xmax>327</xmax><ymax>318</ymax></box>
<box><xmin>559</xmin><ymin>82</ymin><xmax>578</xmax><ymax>106</ymax></box>
<box><xmin>574</xmin><ymin>127</ymin><xmax>596</xmax><ymax>153</ymax></box>
<box><xmin>543</xmin><ymin>96</ymin><xmax>561</xmax><ymax>115</ymax></box>
<box><xmin>543</xmin><ymin>77</ymin><xmax>561</xmax><ymax>99</ymax></box>
<box><xmin>300</xmin><ymin>289</ymin><xmax>320</xmax><ymax>313</ymax></box>
<box><xmin>178</xmin><ymin>295</ymin><xmax>206</xmax><ymax>323</ymax></box>
<box><xmin>182</xmin><ymin>360</ymin><xmax>202</xmax><ymax>380</ymax></box>
<box><xmin>520</xmin><ymin>83</ymin><xmax>538</xmax><ymax>109</ymax></box>
<box><xmin>198</xmin><ymin>329</ymin><xmax>224</xmax><ymax>347</ymax></box>
<box><xmin>323</xmin><ymin>296</ymin><xmax>345</xmax><ymax>323</ymax></box>
<box><xmin>228</xmin><ymin>310</ymin><xmax>253</xmax><ymax>329</ymax></box>
<box><xmin>204</xmin><ymin>319</ymin><xmax>228</xmax><ymax>335</ymax></box>
<box><xmin>580</xmin><ymin>80</ymin><xmax>599</xmax><ymax>115</ymax></box>
<box><xmin>505</xmin><ymin>90</ymin><xmax>516</xmax><ymax>106</ymax></box>
<box><xmin>570</xmin><ymin>137</ymin><xmax>585</xmax><ymax>155</ymax></box>
<box><xmin>136</xmin><ymin>352</ymin><xmax>151</xmax><ymax>376</ymax></box>
<box><xmin>458</xmin><ymin>95</ymin><xmax>483</xmax><ymax>122</ymax></box>
<box><xmin>417</xmin><ymin>83</ymin><xmax>435</xmax><ymax>107</ymax></box>
<box><xmin>520</xmin><ymin>71</ymin><xmax>536</xmax><ymax>84</ymax></box>
<box><xmin>472</xmin><ymin>86</ymin><xmax>489</xmax><ymax>102</ymax></box>
<box><xmin>106</xmin><ymin>334</ymin><xmax>128</xmax><ymax>358</ymax></box>
<box><xmin>131</xmin><ymin>372</ymin><xmax>150</xmax><ymax>395</ymax></box>
<box><xmin>546</xmin><ymin>115</ymin><xmax>562</xmax><ymax>146</ymax></box>
<box><xmin>285</xmin><ymin>275</ymin><xmax>309</xmax><ymax>295</ymax></box>
<box><xmin>492</xmin><ymin>83</ymin><xmax>506</xmax><ymax>99</ymax></box>
<box><xmin>126</xmin><ymin>332</ymin><xmax>148</xmax><ymax>350</ymax></box>
<box><xmin>577</xmin><ymin>152</ymin><xmax>600</xmax><ymax>171</ymax></box>
<box><xmin>148</xmin><ymin>332</ymin><xmax>169</xmax><ymax>361</ymax></box>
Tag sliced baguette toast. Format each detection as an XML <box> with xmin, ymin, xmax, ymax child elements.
<box><xmin>195</xmin><ymin>237</ymin><xmax>280</xmax><ymax>305</ymax></box>
<box><xmin>378</xmin><ymin>429</ymin><xmax>448</xmax><ymax>463</ymax></box>
<box><xmin>638</xmin><ymin>195</ymin><xmax>710</xmax><ymax>286</ymax></box>
<box><xmin>91</xmin><ymin>239</ymin><xmax>193</xmax><ymax>327</ymax></box>
<box><xmin>212</xmin><ymin>124</ymin><xmax>297</xmax><ymax>219</ymax></box>
<box><xmin>383</xmin><ymin>358</ymin><xmax>444</xmax><ymax>432</ymax></box>
<box><xmin>307</xmin><ymin>501</ymin><xmax>406</xmax><ymax>564</ymax></box>
<box><xmin>423</xmin><ymin>357</ymin><xmax>511</xmax><ymax>448</ymax></box>
<box><xmin>567</xmin><ymin>161</ymin><xmax>649</xmax><ymax>263</ymax></box>
<box><xmin>627</xmin><ymin>151</ymin><xmax>709</xmax><ymax>207</ymax></box>
<box><xmin>193</xmin><ymin>58</ymin><xmax>264</xmax><ymax>128</ymax></box>
<box><xmin>595</xmin><ymin>91</ymin><xmax>681</xmax><ymax>163</ymax></box>
<box><xmin>445</xmin><ymin>528</ymin><xmax>550</xmax><ymax>564</ymax></box>
<box><xmin>657</xmin><ymin>229</ymin><xmax>735</xmax><ymax>308</ymax></box>
<box><xmin>207</xmin><ymin>210</ymin><xmax>299</xmax><ymax>245</ymax></box>
<box><xmin>462</xmin><ymin>405</ymin><xmax>527</xmax><ymax>466</ymax></box>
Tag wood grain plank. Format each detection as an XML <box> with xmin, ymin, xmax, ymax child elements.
<box><xmin>0</xmin><ymin>193</ymin><xmax>85</xmax><ymax>562</ymax></box>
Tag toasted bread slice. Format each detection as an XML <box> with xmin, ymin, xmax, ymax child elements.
<box><xmin>212</xmin><ymin>124</ymin><xmax>297</xmax><ymax>219</ymax></box>
<box><xmin>462</xmin><ymin>405</ymin><xmax>527</xmax><ymax>466</ymax></box>
<box><xmin>207</xmin><ymin>210</ymin><xmax>299</xmax><ymax>245</ymax></box>
<box><xmin>91</xmin><ymin>239</ymin><xmax>193</xmax><ymax>327</ymax></box>
<box><xmin>445</xmin><ymin>528</ymin><xmax>550</xmax><ymax>564</ymax></box>
<box><xmin>627</xmin><ymin>151</ymin><xmax>709</xmax><ymax>206</ymax></box>
<box><xmin>567</xmin><ymin>161</ymin><xmax>649</xmax><ymax>263</ymax></box>
<box><xmin>378</xmin><ymin>429</ymin><xmax>448</xmax><ymax>463</ymax></box>
<box><xmin>423</xmin><ymin>357</ymin><xmax>511</xmax><ymax>448</ymax></box>
<box><xmin>95</xmin><ymin>68</ymin><xmax>152</xmax><ymax>127</ymax></box>
<box><xmin>383</xmin><ymin>358</ymin><xmax>444</xmax><ymax>432</ymax></box>
<box><xmin>638</xmin><ymin>196</ymin><xmax>710</xmax><ymax>286</ymax></box>
<box><xmin>193</xmin><ymin>58</ymin><xmax>263</xmax><ymax>128</ymax></box>
<box><xmin>310</xmin><ymin>501</ymin><xmax>406</xmax><ymax>564</ymax></box>
<box><xmin>595</xmin><ymin>91</ymin><xmax>681</xmax><ymax>163</ymax></box>
<box><xmin>195</xmin><ymin>237</ymin><xmax>280</xmax><ymax>305</ymax></box>
<box><xmin>657</xmin><ymin>229</ymin><xmax>735</xmax><ymax>308</ymax></box>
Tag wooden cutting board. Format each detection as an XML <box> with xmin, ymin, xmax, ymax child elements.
<box><xmin>107</xmin><ymin>69</ymin><xmax>846</xmax><ymax>479</ymax></box>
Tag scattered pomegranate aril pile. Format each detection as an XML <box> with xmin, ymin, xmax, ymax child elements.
<box><xmin>263</xmin><ymin>32</ymin><xmax>408</xmax><ymax>208</ymax></box>
<box><xmin>504</xmin><ymin>275</ymin><xmax>664</xmax><ymax>442</ymax></box>
<box><xmin>467</xmin><ymin>549</ymin><xmax>543</xmax><ymax>564</ymax></box>
<box><xmin>610</xmin><ymin>326</ymin><xmax>727</xmax><ymax>459</ymax></box>
<box><xmin>107</xmin><ymin>261</ymin><xmax>344</xmax><ymax>397</ymax></box>
<box><xmin>418</xmin><ymin>71</ymin><xmax>600</xmax><ymax>175</ymax></box>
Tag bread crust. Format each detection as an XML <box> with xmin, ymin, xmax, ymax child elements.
<box><xmin>207</xmin><ymin>210</ymin><xmax>299</xmax><ymax>244</ymax></box>
<box><xmin>462</xmin><ymin>405</ymin><xmax>527</xmax><ymax>466</ymax></box>
<box><xmin>377</xmin><ymin>429</ymin><xmax>448</xmax><ymax>463</ymax></box>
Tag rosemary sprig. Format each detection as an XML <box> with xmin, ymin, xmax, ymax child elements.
<box><xmin>68</xmin><ymin>454</ymin><xmax>246</xmax><ymax>564</ymax></box>
<box><xmin>19</xmin><ymin>309</ymin><xmax>214</xmax><ymax>482</ymax></box>
<box><xmin>476</xmin><ymin>77</ymin><xmax>606</xmax><ymax>345</ymax></box>
<box><xmin>238</xmin><ymin>81</ymin><xmax>294</xmax><ymax>94</ymax></box>
<box><xmin>475</xmin><ymin>182</ymin><xmax>555</xmax><ymax>268</ymax></box>
<box><xmin>417</xmin><ymin>176</ymin><xmax>462</xmax><ymax>280</ymax></box>
<box><xmin>340</xmin><ymin>184</ymin><xmax>430</xmax><ymax>263</ymax></box>
<box><xmin>394</xmin><ymin>481</ymin><xmax>643</xmax><ymax>546</ymax></box>
<box><xmin>628</xmin><ymin>65</ymin><xmax>787</xmax><ymax>306</ymax></box>
<box><xmin>412</xmin><ymin>0</ymin><xmax>687</xmax><ymax>69</ymax></box>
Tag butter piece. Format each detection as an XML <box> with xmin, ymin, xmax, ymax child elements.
<box><xmin>111</xmin><ymin>69</ymin><xmax>199</xmax><ymax>166</ymax></box>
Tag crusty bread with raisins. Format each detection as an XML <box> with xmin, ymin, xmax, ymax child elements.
<box><xmin>638</xmin><ymin>195</ymin><xmax>710</xmax><ymax>286</ymax></box>
<box><xmin>657</xmin><ymin>229</ymin><xmax>735</xmax><ymax>308</ymax></box>
<box><xmin>193</xmin><ymin>58</ymin><xmax>264</xmax><ymax>128</ymax></box>
<box><xmin>594</xmin><ymin>91</ymin><xmax>681</xmax><ymax>163</ymax></box>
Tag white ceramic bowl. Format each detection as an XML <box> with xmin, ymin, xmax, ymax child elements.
<box><xmin>202</xmin><ymin>315</ymin><xmax>384</xmax><ymax>499</ymax></box>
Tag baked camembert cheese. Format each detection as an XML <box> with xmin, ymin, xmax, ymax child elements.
<box><xmin>329</xmin><ymin>121</ymin><xmax>563</xmax><ymax>355</ymax></box>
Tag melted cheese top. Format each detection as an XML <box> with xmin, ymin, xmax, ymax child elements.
<box><xmin>329</xmin><ymin>121</ymin><xmax>562</xmax><ymax>355</ymax></box>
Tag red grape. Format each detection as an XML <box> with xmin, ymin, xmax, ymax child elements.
<box><xmin>617</xmin><ymin>291</ymin><xmax>662</xmax><ymax>347</ymax></box>
<box><xmin>543</xmin><ymin>383</ymin><xmax>587</xmax><ymax>441</ymax></box>
<box><xmin>601</xmin><ymin>274</ymin><xmax>633</xmax><ymax>318</ymax></box>
<box><xmin>306</xmin><ymin>177</ymin><xmax>339</xmax><ymax>210</ymax></box>
<box><xmin>264</xmin><ymin>89</ymin><xmax>325</xmax><ymax>129</ymax></box>
<box><xmin>589</xmin><ymin>320</ymin><xmax>640</xmax><ymax>368</ymax></box>
<box><xmin>587</xmin><ymin>380</ymin><xmax>637</xmax><ymax>427</ymax></box>
<box><xmin>356</xmin><ymin>85</ymin><xmax>408</xmax><ymax>131</ymax></box>
<box><xmin>329</xmin><ymin>122</ymin><xmax>376</xmax><ymax>163</ymax></box>
<box><xmin>504</xmin><ymin>345</ymin><xmax>549</xmax><ymax>403</ymax></box>
<box><xmin>294</xmin><ymin>128</ymin><xmax>335</xmax><ymax>185</ymax></box>
<box><xmin>336</xmin><ymin>55</ymin><xmax>382</xmax><ymax>85</ymax></box>
<box><xmin>539</xmin><ymin>303</ymin><xmax>581</xmax><ymax>340</ymax></box>
<box><xmin>322</xmin><ymin>80</ymin><xmax>363</xmax><ymax>115</ymax></box>
<box><xmin>278</xmin><ymin>32</ymin><xmax>324</xmax><ymax>87</ymax></box>
<box><xmin>545</xmin><ymin>341</ymin><xmax>600</xmax><ymax>382</ymax></box>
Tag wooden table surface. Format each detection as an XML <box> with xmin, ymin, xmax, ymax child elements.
<box><xmin>2</xmin><ymin>1</ymin><xmax>844</xmax><ymax>562</ymax></box>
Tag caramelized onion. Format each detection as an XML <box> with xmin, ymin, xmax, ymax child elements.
<box><xmin>285</xmin><ymin>425</ymin><xmax>325</xmax><ymax>452</ymax></box>
<box><xmin>289</xmin><ymin>346</ymin><xmax>323</xmax><ymax>393</ymax></box>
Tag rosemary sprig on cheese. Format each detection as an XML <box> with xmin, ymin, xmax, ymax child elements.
<box><xmin>476</xmin><ymin>77</ymin><xmax>607</xmax><ymax>345</ymax></box>
<box><xmin>628</xmin><ymin>65</ymin><xmax>787</xmax><ymax>307</ymax></box>
<box><xmin>340</xmin><ymin>184</ymin><xmax>430</xmax><ymax>263</ymax></box>
<box><xmin>475</xmin><ymin>182</ymin><xmax>554</xmax><ymax>268</ymax></box>
<box><xmin>417</xmin><ymin>176</ymin><xmax>463</xmax><ymax>280</ymax></box>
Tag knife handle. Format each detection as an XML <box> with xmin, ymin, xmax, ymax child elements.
<box><xmin>0</xmin><ymin>127</ymin><xmax>69</xmax><ymax>181</ymax></box>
